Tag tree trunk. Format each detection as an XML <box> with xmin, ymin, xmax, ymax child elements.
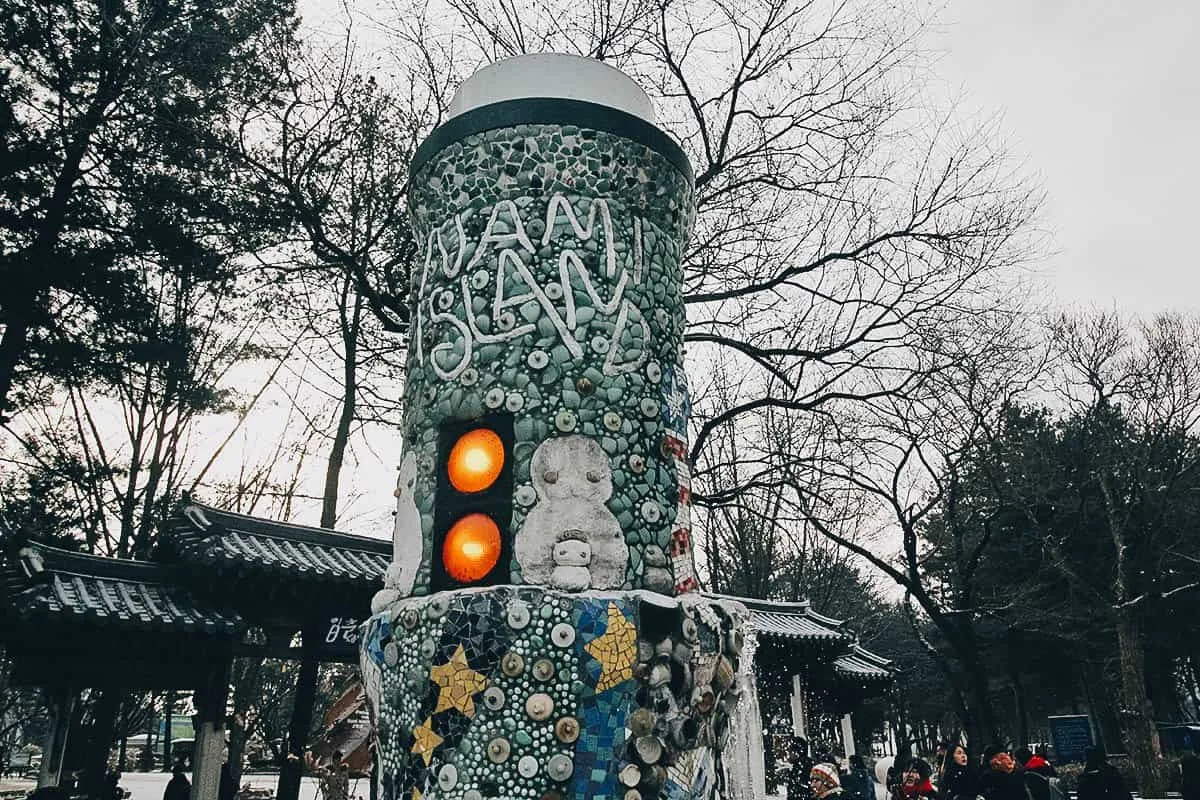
<box><xmin>0</xmin><ymin>303</ymin><xmax>33</xmax><ymax>420</ymax></box>
<box><xmin>228</xmin><ymin>655</ymin><xmax>266</xmax><ymax>788</ymax></box>
<box><xmin>1187</xmin><ymin>655</ymin><xmax>1200</xmax><ymax>718</ymax></box>
<box><xmin>1115</xmin><ymin>606</ymin><xmax>1166</xmax><ymax>795</ymax></box>
<box><xmin>958</xmin><ymin>631</ymin><xmax>999</xmax><ymax>750</ymax></box>
<box><xmin>1143</xmin><ymin>630</ymin><xmax>1183</xmax><ymax>722</ymax></box>
<box><xmin>277</xmin><ymin>656</ymin><xmax>319</xmax><ymax>800</ymax></box>
<box><xmin>1011</xmin><ymin>680</ymin><xmax>1028</xmax><ymax>750</ymax></box>
<box><xmin>117</xmin><ymin>695</ymin><xmax>128</xmax><ymax>771</ymax></box>
<box><xmin>319</xmin><ymin>284</ymin><xmax>361</xmax><ymax>529</ymax></box>
<box><xmin>140</xmin><ymin>692</ymin><xmax>156</xmax><ymax>771</ymax></box>
<box><xmin>895</xmin><ymin>681</ymin><xmax>912</xmax><ymax>757</ymax></box>
<box><xmin>1080</xmin><ymin>661</ymin><xmax>1120</xmax><ymax>755</ymax></box>
<box><xmin>1007</xmin><ymin>630</ymin><xmax>1029</xmax><ymax>748</ymax></box>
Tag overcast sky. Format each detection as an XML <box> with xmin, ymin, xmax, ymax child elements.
<box><xmin>929</xmin><ymin>0</ymin><xmax>1200</xmax><ymax>316</ymax></box>
<box><xmin>303</xmin><ymin>0</ymin><xmax>1200</xmax><ymax>316</ymax></box>
<box><xmin>287</xmin><ymin>0</ymin><xmax>1200</xmax><ymax>536</ymax></box>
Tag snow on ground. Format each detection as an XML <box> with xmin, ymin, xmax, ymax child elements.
<box><xmin>0</xmin><ymin>772</ymin><xmax>370</xmax><ymax>800</ymax></box>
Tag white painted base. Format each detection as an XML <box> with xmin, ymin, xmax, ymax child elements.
<box><xmin>191</xmin><ymin>721</ymin><xmax>224</xmax><ymax>800</ymax></box>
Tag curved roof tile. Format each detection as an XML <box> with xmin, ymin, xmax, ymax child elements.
<box><xmin>2</xmin><ymin>544</ymin><xmax>242</xmax><ymax>636</ymax></box>
<box><xmin>164</xmin><ymin>503</ymin><xmax>390</xmax><ymax>585</ymax></box>
<box><xmin>833</xmin><ymin>644</ymin><xmax>895</xmax><ymax>680</ymax></box>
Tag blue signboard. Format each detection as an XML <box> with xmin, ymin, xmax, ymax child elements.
<box><xmin>1049</xmin><ymin>715</ymin><xmax>1094</xmax><ymax>763</ymax></box>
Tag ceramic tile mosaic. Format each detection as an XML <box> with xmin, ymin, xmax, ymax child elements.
<box><xmin>365</xmin><ymin>56</ymin><xmax>748</xmax><ymax>800</ymax></box>
<box><xmin>377</xmin><ymin>76</ymin><xmax>700</xmax><ymax>599</ymax></box>
<box><xmin>583</xmin><ymin>603</ymin><xmax>637</xmax><ymax>692</ymax></box>
<box><xmin>364</xmin><ymin>589</ymin><xmax>747</xmax><ymax>800</ymax></box>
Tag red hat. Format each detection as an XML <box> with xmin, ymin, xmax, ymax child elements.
<box><xmin>811</xmin><ymin>763</ymin><xmax>841</xmax><ymax>787</ymax></box>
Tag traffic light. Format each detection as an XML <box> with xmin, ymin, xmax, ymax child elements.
<box><xmin>431</xmin><ymin>416</ymin><xmax>514</xmax><ymax>589</ymax></box>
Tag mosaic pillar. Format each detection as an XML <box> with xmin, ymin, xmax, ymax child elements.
<box><xmin>363</xmin><ymin>54</ymin><xmax>748</xmax><ymax>800</ymax></box>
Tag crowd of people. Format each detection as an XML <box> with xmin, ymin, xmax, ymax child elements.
<box><xmin>777</xmin><ymin>738</ymin><xmax>1167</xmax><ymax>800</ymax></box>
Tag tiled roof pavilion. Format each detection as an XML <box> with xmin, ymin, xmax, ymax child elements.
<box><xmin>1</xmin><ymin>502</ymin><xmax>892</xmax><ymax>686</ymax></box>
<box><xmin>162</xmin><ymin>503</ymin><xmax>390</xmax><ymax>587</ymax></box>
<box><xmin>706</xmin><ymin>594</ymin><xmax>894</xmax><ymax>683</ymax></box>
<box><xmin>0</xmin><ymin>502</ymin><xmax>392</xmax><ymax>686</ymax></box>
<box><xmin>2</xmin><ymin>543</ymin><xmax>242</xmax><ymax>635</ymax></box>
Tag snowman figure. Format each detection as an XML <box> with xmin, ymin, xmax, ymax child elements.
<box><xmin>372</xmin><ymin>451</ymin><xmax>421</xmax><ymax>613</ymax></box>
<box><xmin>515</xmin><ymin>435</ymin><xmax>627</xmax><ymax>590</ymax></box>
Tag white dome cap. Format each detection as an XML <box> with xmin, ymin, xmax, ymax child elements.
<box><xmin>447</xmin><ymin>53</ymin><xmax>655</xmax><ymax>123</ymax></box>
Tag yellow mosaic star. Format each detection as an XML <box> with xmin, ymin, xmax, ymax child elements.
<box><xmin>429</xmin><ymin>644</ymin><xmax>488</xmax><ymax>717</ymax></box>
<box><xmin>584</xmin><ymin>602</ymin><xmax>637</xmax><ymax>692</ymax></box>
<box><xmin>411</xmin><ymin>717</ymin><xmax>443</xmax><ymax>766</ymax></box>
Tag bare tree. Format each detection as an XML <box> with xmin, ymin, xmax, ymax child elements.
<box><xmin>0</xmin><ymin>649</ymin><xmax>48</xmax><ymax>775</ymax></box>
<box><xmin>1031</xmin><ymin>310</ymin><xmax>1200</xmax><ymax>794</ymax></box>
<box><xmin>374</xmin><ymin>0</ymin><xmax>1041</xmax><ymax>456</ymax></box>
<box><xmin>373</xmin><ymin>0</ymin><xmax>1041</xmax><ymax>548</ymax></box>
<box><xmin>697</xmin><ymin>356</ymin><xmax>879</xmax><ymax>611</ymax></box>
<box><xmin>0</xmin><ymin>270</ymin><xmax>283</xmax><ymax>556</ymax></box>
<box><xmin>235</xmin><ymin>31</ymin><xmax>412</xmax><ymax>529</ymax></box>
<box><xmin>755</xmin><ymin>306</ymin><xmax>1047</xmax><ymax>747</ymax></box>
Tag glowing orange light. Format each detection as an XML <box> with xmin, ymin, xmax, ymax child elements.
<box><xmin>447</xmin><ymin>428</ymin><xmax>505</xmax><ymax>493</ymax></box>
<box><xmin>442</xmin><ymin>513</ymin><xmax>501</xmax><ymax>583</ymax></box>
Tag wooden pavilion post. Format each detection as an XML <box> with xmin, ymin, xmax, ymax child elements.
<box><xmin>38</xmin><ymin>685</ymin><xmax>75</xmax><ymax>788</ymax></box>
<box><xmin>840</xmin><ymin>713</ymin><xmax>856</xmax><ymax>758</ymax></box>
<box><xmin>118</xmin><ymin>695</ymin><xmax>129</xmax><ymax>771</ymax></box>
<box><xmin>82</xmin><ymin>688</ymin><xmax>122</xmax><ymax>799</ymax></box>
<box><xmin>790</xmin><ymin>674</ymin><xmax>808</xmax><ymax>738</ymax></box>
<box><xmin>163</xmin><ymin>689</ymin><xmax>175</xmax><ymax>769</ymax></box>
<box><xmin>277</xmin><ymin>630</ymin><xmax>320</xmax><ymax>800</ymax></box>
<box><xmin>192</xmin><ymin>659</ymin><xmax>232</xmax><ymax>800</ymax></box>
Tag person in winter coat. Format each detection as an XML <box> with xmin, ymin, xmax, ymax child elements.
<box><xmin>788</xmin><ymin>738</ymin><xmax>815</xmax><ymax>800</ymax></box>
<box><xmin>892</xmin><ymin>758</ymin><xmax>937</xmax><ymax>800</ymax></box>
<box><xmin>1076</xmin><ymin>748</ymin><xmax>1133</xmax><ymax>800</ymax></box>
<box><xmin>1016</xmin><ymin>747</ymin><xmax>1059</xmax><ymax>800</ymax></box>
<box><xmin>977</xmin><ymin>747</ymin><xmax>1028</xmax><ymax>800</ymax></box>
<box><xmin>163</xmin><ymin>765</ymin><xmax>191</xmax><ymax>800</ymax></box>
<box><xmin>938</xmin><ymin>745</ymin><xmax>975</xmax><ymax>800</ymax></box>
<box><xmin>101</xmin><ymin>772</ymin><xmax>127</xmax><ymax>800</ymax></box>
<box><xmin>811</xmin><ymin>763</ymin><xmax>847</xmax><ymax>800</ymax></box>
<box><xmin>1015</xmin><ymin>748</ymin><xmax>1057</xmax><ymax>778</ymax></box>
<box><xmin>219</xmin><ymin>762</ymin><xmax>236</xmax><ymax>800</ymax></box>
<box><xmin>842</xmin><ymin>755</ymin><xmax>875</xmax><ymax>800</ymax></box>
<box><xmin>1180</xmin><ymin>753</ymin><xmax>1200</xmax><ymax>800</ymax></box>
<box><xmin>886</xmin><ymin>761</ymin><xmax>900</xmax><ymax>798</ymax></box>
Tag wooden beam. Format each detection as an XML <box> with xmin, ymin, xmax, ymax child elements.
<box><xmin>231</xmin><ymin>641</ymin><xmax>359</xmax><ymax>664</ymax></box>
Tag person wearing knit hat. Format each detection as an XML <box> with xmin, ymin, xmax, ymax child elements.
<box><xmin>810</xmin><ymin>763</ymin><xmax>845</xmax><ymax>799</ymax></box>
<box><xmin>978</xmin><ymin>747</ymin><xmax>1028</xmax><ymax>800</ymax></box>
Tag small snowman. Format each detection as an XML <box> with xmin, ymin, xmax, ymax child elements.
<box><xmin>515</xmin><ymin>435</ymin><xmax>627</xmax><ymax>590</ymax></box>
<box><xmin>372</xmin><ymin>451</ymin><xmax>421</xmax><ymax>613</ymax></box>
